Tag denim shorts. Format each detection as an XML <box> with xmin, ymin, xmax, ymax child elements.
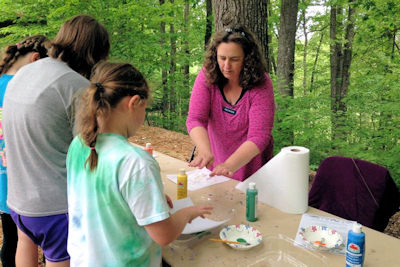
<box><xmin>9</xmin><ymin>209</ymin><xmax>70</xmax><ymax>262</ymax></box>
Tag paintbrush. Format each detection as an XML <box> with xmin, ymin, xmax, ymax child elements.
<box><xmin>209</xmin><ymin>238</ymin><xmax>250</xmax><ymax>245</ymax></box>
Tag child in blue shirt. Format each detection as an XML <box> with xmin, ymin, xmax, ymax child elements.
<box><xmin>0</xmin><ymin>35</ymin><xmax>49</xmax><ymax>267</ymax></box>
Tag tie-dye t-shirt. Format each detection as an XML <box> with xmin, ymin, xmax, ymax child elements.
<box><xmin>67</xmin><ymin>133</ymin><xmax>170</xmax><ymax>267</ymax></box>
<box><xmin>0</xmin><ymin>74</ymin><xmax>13</xmax><ymax>213</ymax></box>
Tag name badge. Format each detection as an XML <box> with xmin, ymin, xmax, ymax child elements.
<box><xmin>222</xmin><ymin>106</ymin><xmax>236</xmax><ymax>115</ymax></box>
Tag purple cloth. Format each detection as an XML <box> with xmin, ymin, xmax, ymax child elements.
<box><xmin>309</xmin><ymin>156</ymin><xmax>400</xmax><ymax>232</ymax></box>
<box><xmin>10</xmin><ymin>209</ymin><xmax>69</xmax><ymax>262</ymax></box>
<box><xmin>186</xmin><ymin>68</ymin><xmax>275</xmax><ymax>181</ymax></box>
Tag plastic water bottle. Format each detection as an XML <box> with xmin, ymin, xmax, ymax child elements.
<box><xmin>346</xmin><ymin>222</ymin><xmax>365</xmax><ymax>267</ymax></box>
<box><xmin>246</xmin><ymin>182</ymin><xmax>258</xmax><ymax>222</ymax></box>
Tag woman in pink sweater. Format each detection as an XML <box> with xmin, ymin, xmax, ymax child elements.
<box><xmin>186</xmin><ymin>25</ymin><xmax>275</xmax><ymax>181</ymax></box>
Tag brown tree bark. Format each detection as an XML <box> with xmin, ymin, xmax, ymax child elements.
<box><xmin>184</xmin><ymin>0</ymin><xmax>190</xmax><ymax>89</ymax></box>
<box><xmin>301</xmin><ymin>7</ymin><xmax>308</xmax><ymax>94</ymax></box>
<box><xmin>212</xmin><ymin>0</ymin><xmax>270</xmax><ymax>73</ymax></box>
<box><xmin>169</xmin><ymin>0</ymin><xmax>176</xmax><ymax>115</ymax></box>
<box><xmin>267</xmin><ymin>0</ymin><xmax>276</xmax><ymax>75</ymax></box>
<box><xmin>159</xmin><ymin>0</ymin><xmax>169</xmax><ymax>128</ymax></box>
<box><xmin>310</xmin><ymin>30</ymin><xmax>324</xmax><ymax>91</ymax></box>
<box><xmin>330</xmin><ymin>0</ymin><xmax>356</xmax><ymax>142</ymax></box>
<box><xmin>276</xmin><ymin>0</ymin><xmax>298</xmax><ymax>97</ymax></box>
<box><xmin>205</xmin><ymin>0</ymin><xmax>213</xmax><ymax>50</ymax></box>
<box><xmin>275</xmin><ymin>0</ymin><xmax>298</xmax><ymax>146</ymax></box>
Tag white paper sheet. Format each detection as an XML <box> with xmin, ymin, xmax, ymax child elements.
<box><xmin>166</xmin><ymin>167</ymin><xmax>230</xmax><ymax>191</ymax></box>
<box><xmin>170</xmin><ymin>197</ymin><xmax>230</xmax><ymax>234</ymax></box>
<box><xmin>294</xmin><ymin>213</ymin><xmax>354</xmax><ymax>254</ymax></box>
<box><xmin>236</xmin><ymin>146</ymin><xmax>310</xmax><ymax>214</ymax></box>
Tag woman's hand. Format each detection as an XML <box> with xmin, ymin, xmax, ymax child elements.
<box><xmin>189</xmin><ymin>150</ymin><xmax>214</xmax><ymax>169</ymax></box>
<box><xmin>210</xmin><ymin>162</ymin><xmax>234</xmax><ymax>178</ymax></box>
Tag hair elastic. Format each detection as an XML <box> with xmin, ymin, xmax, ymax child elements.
<box><xmin>95</xmin><ymin>82</ymin><xmax>105</xmax><ymax>93</ymax></box>
<box><xmin>90</xmin><ymin>146</ymin><xmax>95</xmax><ymax>150</ymax></box>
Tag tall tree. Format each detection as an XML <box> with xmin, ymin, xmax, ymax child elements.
<box><xmin>330</xmin><ymin>0</ymin><xmax>356</xmax><ymax>142</ymax></box>
<box><xmin>159</xmin><ymin>0</ymin><xmax>169</xmax><ymax>128</ymax></box>
<box><xmin>300</xmin><ymin>5</ymin><xmax>308</xmax><ymax>94</ymax></box>
<box><xmin>212</xmin><ymin>0</ymin><xmax>270</xmax><ymax>72</ymax></box>
<box><xmin>183</xmin><ymin>0</ymin><xmax>190</xmax><ymax>89</ymax></box>
<box><xmin>205</xmin><ymin>0</ymin><xmax>213</xmax><ymax>49</ymax></box>
<box><xmin>169</xmin><ymin>0</ymin><xmax>177</xmax><ymax>117</ymax></box>
<box><xmin>276</xmin><ymin>0</ymin><xmax>299</xmax><ymax>146</ymax></box>
<box><xmin>276</xmin><ymin>0</ymin><xmax>299</xmax><ymax>97</ymax></box>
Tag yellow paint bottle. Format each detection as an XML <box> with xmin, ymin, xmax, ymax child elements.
<box><xmin>177</xmin><ymin>168</ymin><xmax>187</xmax><ymax>199</ymax></box>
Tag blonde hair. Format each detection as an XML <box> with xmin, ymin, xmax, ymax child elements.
<box><xmin>77</xmin><ymin>61</ymin><xmax>149</xmax><ymax>171</ymax></box>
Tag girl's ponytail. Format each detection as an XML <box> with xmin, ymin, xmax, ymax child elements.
<box><xmin>77</xmin><ymin>61</ymin><xmax>149</xmax><ymax>171</ymax></box>
<box><xmin>0</xmin><ymin>35</ymin><xmax>49</xmax><ymax>75</ymax></box>
<box><xmin>0</xmin><ymin>45</ymin><xmax>18</xmax><ymax>74</ymax></box>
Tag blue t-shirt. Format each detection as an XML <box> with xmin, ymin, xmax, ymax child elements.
<box><xmin>0</xmin><ymin>74</ymin><xmax>13</xmax><ymax>213</ymax></box>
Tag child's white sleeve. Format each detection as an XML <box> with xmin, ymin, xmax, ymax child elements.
<box><xmin>118</xmin><ymin>156</ymin><xmax>170</xmax><ymax>226</ymax></box>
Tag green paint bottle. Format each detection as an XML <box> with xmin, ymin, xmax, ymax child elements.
<box><xmin>246</xmin><ymin>182</ymin><xmax>258</xmax><ymax>222</ymax></box>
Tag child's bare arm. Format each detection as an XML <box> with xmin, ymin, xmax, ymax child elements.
<box><xmin>144</xmin><ymin>205</ymin><xmax>213</xmax><ymax>246</ymax></box>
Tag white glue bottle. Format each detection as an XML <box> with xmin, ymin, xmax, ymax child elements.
<box><xmin>345</xmin><ymin>222</ymin><xmax>365</xmax><ymax>267</ymax></box>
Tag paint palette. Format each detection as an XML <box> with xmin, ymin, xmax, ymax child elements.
<box><xmin>299</xmin><ymin>225</ymin><xmax>343</xmax><ymax>251</ymax></box>
<box><xmin>219</xmin><ymin>224</ymin><xmax>262</xmax><ymax>250</ymax></box>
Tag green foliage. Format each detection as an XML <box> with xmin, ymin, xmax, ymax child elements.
<box><xmin>279</xmin><ymin>0</ymin><xmax>400</xmax><ymax>187</ymax></box>
<box><xmin>1</xmin><ymin>0</ymin><xmax>399</xmax><ymax>187</ymax></box>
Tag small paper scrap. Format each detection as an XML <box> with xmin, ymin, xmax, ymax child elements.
<box><xmin>166</xmin><ymin>167</ymin><xmax>230</xmax><ymax>191</ymax></box>
<box><xmin>170</xmin><ymin>198</ymin><xmax>230</xmax><ymax>234</ymax></box>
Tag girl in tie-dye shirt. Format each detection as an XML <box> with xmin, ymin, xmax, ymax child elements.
<box><xmin>67</xmin><ymin>62</ymin><xmax>212</xmax><ymax>267</ymax></box>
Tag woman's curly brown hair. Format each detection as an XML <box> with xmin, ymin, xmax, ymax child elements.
<box><xmin>203</xmin><ymin>25</ymin><xmax>266</xmax><ymax>90</ymax></box>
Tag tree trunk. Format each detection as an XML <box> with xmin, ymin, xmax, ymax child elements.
<box><xmin>159</xmin><ymin>0</ymin><xmax>168</xmax><ymax>128</ymax></box>
<box><xmin>301</xmin><ymin>7</ymin><xmax>308</xmax><ymax>94</ymax></box>
<box><xmin>276</xmin><ymin>0</ymin><xmax>298</xmax><ymax>97</ymax></box>
<box><xmin>184</xmin><ymin>0</ymin><xmax>190</xmax><ymax>89</ymax></box>
<box><xmin>212</xmin><ymin>0</ymin><xmax>270</xmax><ymax>72</ymax></box>
<box><xmin>267</xmin><ymin>0</ymin><xmax>276</xmax><ymax>75</ymax></box>
<box><xmin>330</xmin><ymin>0</ymin><xmax>356</xmax><ymax>143</ymax></box>
<box><xmin>182</xmin><ymin>0</ymin><xmax>190</xmax><ymax>119</ymax></box>
<box><xmin>205</xmin><ymin>0</ymin><xmax>213</xmax><ymax>50</ymax></box>
<box><xmin>275</xmin><ymin>0</ymin><xmax>298</xmax><ymax>146</ymax></box>
<box><xmin>310</xmin><ymin>31</ymin><xmax>324</xmax><ymax>91</ymax></box>
<box><xmin>169</xmin><ymin>0</ymin><xmax>176</xmax><ymax>130</ymax></box>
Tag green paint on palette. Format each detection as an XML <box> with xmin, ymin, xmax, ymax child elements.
<box><xmin>237</xmin><ymin>238</ymin><xmax>247</xmax><ymax>243</ymax></box>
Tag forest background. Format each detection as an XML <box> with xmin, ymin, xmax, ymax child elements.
<box><xmin>1</xmin><ymin>0</ymin><xmax>399</xmax><ymax>187</ymax></box>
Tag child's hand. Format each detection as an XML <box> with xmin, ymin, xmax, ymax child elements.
<box><xmin>165</xmin><ymin>194</ymin><xmax>173</xmax><ymax>209</ymax></box>
<box><xmin>186</xmin><ymin>205</ymin><xmax>213</xmax><ymax>223</ymax></box>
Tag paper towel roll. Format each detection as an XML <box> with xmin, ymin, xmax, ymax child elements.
<box><xmin>236</xmin><ymin>146</ymin><xmax>309</xmax><ymax>214</ymax></box>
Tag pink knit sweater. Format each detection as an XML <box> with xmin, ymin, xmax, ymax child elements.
<box><xmin>186</xmin><ymin>68</ymin><xmax>275</xmax><ymax>181</ymax></box>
